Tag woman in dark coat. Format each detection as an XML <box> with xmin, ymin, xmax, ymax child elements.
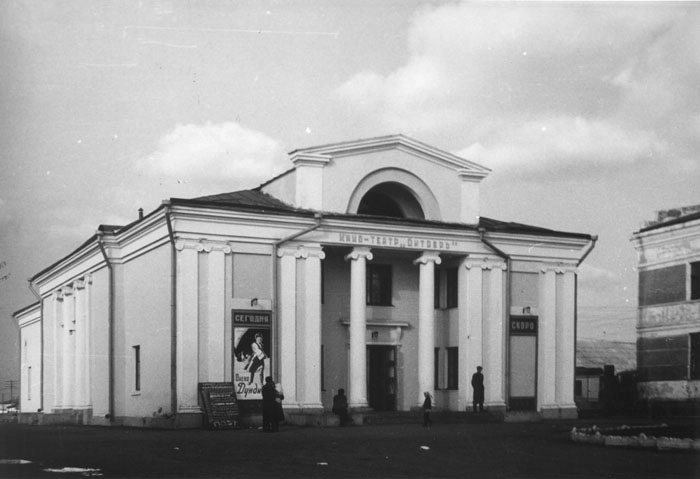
<box><xmin>471</xmin><ymin>366</ymin><xmax>485</xmax><ymax>413</ymax></box>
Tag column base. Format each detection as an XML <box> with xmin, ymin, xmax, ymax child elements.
<box><xmin>540</xmin><ymin>404</ymin><xmax>578</xmax><ymax>420</ymax></box>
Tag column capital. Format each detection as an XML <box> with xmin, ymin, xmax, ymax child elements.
<box><xmin>74</xmin><ymin>279</ymin><xmax>86</xmax><ymax>290</ymax></box>
<box><xmin>345</xmin><ymin>246</ymin><xmax>373</xmax><ymax>262</ymax></box>
<box><xmin>540</xmin><ymin>262</ymin><xmax>577</xmax><ymax>274</ymax></box>
<box><xmin>413</xmin><ymin>251</ymin><xmax>441</xmax><ymax>266</ymax></box>
<box><xmin>296</xmin><ymin>244</ymin><xmax>325</xmax><ymax>260</ymax></box>
<box><xmin>464</xmin><ymin>255</ymin><xmax>505</xmax><ymax>270</ymax></box>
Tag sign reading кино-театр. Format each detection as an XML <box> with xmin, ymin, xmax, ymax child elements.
<box><xmin>337</xmin><ymin>232</ymin><xmax>460</xmax><ymax>250</ymax></box>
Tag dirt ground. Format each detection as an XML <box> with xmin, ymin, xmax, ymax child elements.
<box><xmin>1</xmin><ymin>417</ymin><xmax>699</xmax><ymax>478</ymax></box>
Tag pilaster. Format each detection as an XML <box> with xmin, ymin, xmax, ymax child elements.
<box><xmin>175</xmin><ymin>241</ymin><xmax>201</xmax><ymax>414</ymax></box>
<box><xmin>537</xmin><ymin>265</ymin><xmax>557</xmax><ymax>413</ymax></box>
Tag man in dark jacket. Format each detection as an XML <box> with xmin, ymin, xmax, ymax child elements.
<box><xmin>471</xmin><ymin>366</ymin><xmax>485</xmax><ymax>413</ymax></box>
<box><xmin>261</xmin><ymin>376</ymin><xmax>277</xmax><ymax>432</ymax></box>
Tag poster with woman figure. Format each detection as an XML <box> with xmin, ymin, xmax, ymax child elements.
<box><xmin>232</xmin><ymin>310</ymin><xmax>271</xmax><ymax>400</ymax></box>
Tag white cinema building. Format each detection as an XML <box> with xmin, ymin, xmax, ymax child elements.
<box><xmin>15</xmin><ymin>135</ymin><xmax>595</xmax><ymax>427</ymax></box>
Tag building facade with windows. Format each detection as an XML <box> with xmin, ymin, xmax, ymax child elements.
<box><xmin>630</xmin><ymin>205</ymin><xmax>700</xmax><ymax>412</ymax></box>
<box><xmin>14</xmin><ymin>135</ymin><xmax>595</xmax><ymax>427</ymax></box>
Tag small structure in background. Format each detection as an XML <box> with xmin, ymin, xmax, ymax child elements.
<box><xmin>575</xmin><ymin>339</ymin><xmax>636</xmax><ymax>416</ymax></box>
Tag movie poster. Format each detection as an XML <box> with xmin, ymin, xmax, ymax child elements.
<box><xmin>232</xmin><ymin>310</ymin><xmax>271</xmax><ymax>400</ymax></box>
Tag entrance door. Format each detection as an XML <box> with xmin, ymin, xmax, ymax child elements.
<box><xmin>508</xmin><ymin>317</ymin><xmax>538</xmax><ymax>411</ymax></box>
<box><xmin>367</xmin><ymin>346</ymin><xmax>397</xmax><ymax>411</ymax></box>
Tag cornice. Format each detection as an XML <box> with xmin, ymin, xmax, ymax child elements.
<box><xmin>290</xmin><ymin>134</ymin><xmax>491</xmax><ymax>176</ymax></box>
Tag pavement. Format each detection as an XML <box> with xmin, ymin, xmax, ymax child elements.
<box><xmin>1</xmin><ymin>416</ymin><xmax>699</xmax><ymax>478</ymax></box>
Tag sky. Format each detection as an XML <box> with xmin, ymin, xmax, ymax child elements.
<box><xmin>1</xmin><ymin>1</ymin><xmax>699</xmax><ymax>394</ymax></box>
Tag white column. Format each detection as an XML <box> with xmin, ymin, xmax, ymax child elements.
<box><xmin>83</xmin><ymin>275</ymin><xmax>92</xmax><ymax>408</ymax></box>
<box><xmin>277</xmin><ymin>247</ymin><xmax>299</xmax><ymax>408</ymax></box>
<box><xmin>484</xmin><ymin>261</ymin><xmax>506</xmax><ymax>409</ymax></box>
<box><xmin>556</xmin><ymin>268</ymin><xmax>577</xmax><ymax>414</ymax></box>
<box><xmin>176</xmin><ymin>242</ymin><xmax>201</xmax><ymax>413</ymax></box>
<box><xmin>73</xmin><ymin>279</ymin><xmax>87</xmax><ymax>408</ymax></box>
<box><xmin>52</xmin><ymin>291</ymin><xmax>64</xmax><ymax>410</ymax></box>
<box><xmin>62</xmin><ymin>285</ymin><xmax>75</xmax><ymax>408</ymax></box>
<box><xmin>537</xmin><ymin>266</ymin><xmax>557</xmax><ymax>412</ymax></box>
<box><xmin>414</xmin><ymin>251</ymin><xmax>441</xmax><ymax>406</ymax></box>
<box><xmin>457</xmin><ymin>258</ymin><xmax>470</xmax><ymax>411</ymax></box>
<box><xmin>205</xmin><ymin>247</ymin><xmax>226</xmax><ymax>381</ymax></box>
<box><xmin>464</xmin><ymin>258</ymin><xmax>484</xmax><ymax>404</ymax></box>
<box><xmin>298</xmin><ymin>245</ymin><xmax>325</xmax><ymax>410</ymax></box>
<box><xmin>345</xmin><ymin>246</ymin><xmax>373</xmax><ymax>409</ymax></box>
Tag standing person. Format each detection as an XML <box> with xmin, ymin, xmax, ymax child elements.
<box><xmin>471</xmin><ymin>366</ymin><xmax>485</xmax><ymax>413</ymax></box>
<box><xmin>274</xmin><ymin>382</ymin><xmax>285</xmax><ymax>432</ymax></box>
<box><xmin>422</xmin><ymin>391</ymin><xmax>432</xmax><ymax>427</ymax></box>
<box><xmin>332</xmin><ymin>388</ymin><xmax>350</xmax><ymax>426</ymax></box>
<box><xmin>261</xmin><ymin>376</ymin><xmax>277</xmax><ymax>432</ymax></box>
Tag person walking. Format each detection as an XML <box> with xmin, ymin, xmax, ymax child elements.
<box><xmin>422</xmin><ymin>391</ymin><xmax>432</xmax><ymax>427</ymax></box>
<box><xmin>471</xmin><ymin>366</ymin><xmax>484</xmax><ymax>413</ymax></box>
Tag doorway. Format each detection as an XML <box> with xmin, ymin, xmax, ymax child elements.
<box><xmin>508</xmin><ymin>316</ymin><xmax>538</xmax><ymax>411</ymax></box>
<box><xmin>367</xmin><ymin>346</ymin><xmax>397</xmax><ymax>411</ymax></box>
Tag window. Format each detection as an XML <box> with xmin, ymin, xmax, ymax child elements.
<box><xmin>434</xmin><ymin>269</ymin><xmax>441</xmax><ymax>309</ymax></box>
<box><xmin>133</xmin><ymin>345</ymin><xmax>141</xmax><ymax>392</ymax></box>
<box><xmin>574</xmin><ymin>379</ymin><xmax>582</xmax><ymax>397</ymax></box>
<box><xmin>446</xmin><ymin>267</ymin><xmax>458</xmax><ymax>309</ymax></box>
<box><xmin>690</xmin><ymin>333</ymin><xmax>700</xmax><ymax>380</ymax></box>
<box><xmin>446</xmin><ymin>347</ymin><xmax>458</xmax><ymax>390</ymax></box>
<box><xmin>691</xmin><ymin>262</ymin><xmax>700</xmax><ymax>301</ymax></box>
<box><xmin>434</xmin><ymin>348</ymin><xmax>440</xmax><ymax>390</ymax></box>
<box><xmin>367</xmin><ymin>264</ymin><xmax>392</xmax><ymax>305</ymax></box>
<box><xmin>639</xmin><ymin>265</ymin><xmax>685</xmax><ymax>306</ymax></box>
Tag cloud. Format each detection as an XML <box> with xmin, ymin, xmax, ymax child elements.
<box><xmin>334</xmin><ymin>2</ymin><xmax>698</xmax><ymax>171</ymax></box>
<box><xmin>135</xmin><ymin>122</ymin><xmax>287</xmax><ymax>185</ymax></box>
<box><xmin>457</xmin><ymin>116</ymin><xmax>664</xmax><ymax>173</ymax></box>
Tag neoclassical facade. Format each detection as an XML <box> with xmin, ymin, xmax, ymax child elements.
<box><xmin>15</xmin><ymin>135</ymin><xmax>595</xmax><ymax>427</ymax></box>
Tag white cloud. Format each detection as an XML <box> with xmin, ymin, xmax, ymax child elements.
<box><xmin>136</xmin><ymin>122</ymin><xmax>287</xmax><ymax>184</ymax></box>
<box><xmin>334</xmin><ymin>1</ymin><xmax>696</xmax><ymax>166</ymax></box>
<box><xmin>458</xmin><ymin>116</ymin><xmax>664</xmax><ymax>172</ymax></box>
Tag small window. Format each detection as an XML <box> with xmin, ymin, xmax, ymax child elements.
<box><xmin>574</xmin><ymin>379</ymin><xmax>582</xmax><ymax>397</ymax></box>
<box><xmin>691</xmin><ymin>262</ymin><xmax>700</xmax><ymax>301</ymax></box>
<box><xmin>133</xmin><ymin>345</ymin><xmax>141</xmax><ymax>392</ymax></box>
<box><xmin>446</xmin><ymin>267</ymin><xmax>458</xmax><ymax>309</ymax></box>
<box><xmin>434</xmin><ymin>347</ymin><xmax>440</xmax><ymax>390</ymax></box>
<box><xmin>367</xmin><ymin>264</ymin><xmax>392</xmax><ymax>306</ymax></box>
<box><xmin>446</xmin><ymin>347</ymin><xmax>458</xmax><ymax>390</ymax></box>
<box><xmin>690</xmin><ymin>333</ymin><xmax>700</xmax><ymax>380</ymax></box>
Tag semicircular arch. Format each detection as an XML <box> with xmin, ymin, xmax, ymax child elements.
<box><xmin>346</xmin><ymin>168</ymin><xmax>441</xmax><ymax>221</ymax></box>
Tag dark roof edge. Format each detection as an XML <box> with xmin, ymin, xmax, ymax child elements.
<box><xmin>12</xmin><ymin>301</ymin><xmax>41</xmax><ymax>318</ymax></box>
<box><xmin>255</xmin><ymin>167</ymin><xmax>295</xmax><ymax>190</ymax></box>
<box><xmin>637</xmin><ymin>210</ymin><xmax>700</xmax><ymax>234</ymax></box>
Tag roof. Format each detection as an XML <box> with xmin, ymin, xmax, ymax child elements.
<box><xmin>577</xmin><ymin>339</ymin><xmax>636</xmax><ymax>373</ymax></box>
<box><xmin>181</xmin><ymin>189</ymin><xmax>592</xmax><ymax>239</ymax></box>
<box><xmin>638</xmin><ymin>209</ymin><xmax>700</xmax><ymax>233</ymax></box>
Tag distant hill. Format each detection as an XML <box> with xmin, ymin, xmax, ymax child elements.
<box><xmin>576</xmin><ymin>339</ymin><xmax>636</xmax><ymax>372</ymax></box>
